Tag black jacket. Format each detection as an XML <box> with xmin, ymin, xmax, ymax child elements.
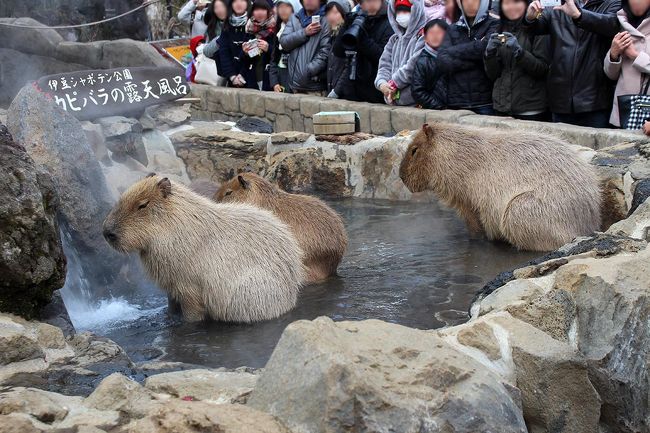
<box><xmin>438</xmin><ymin>3</ymin><xmax>500</xmax><ymax>109</ymax></box>
<box><xmin>269</xmin><ymin>30</ymin><xmax>292</xmax><ymax>92</ymax></box>
<box><xmin>484</xmin><ymin>21</ymin><xmax>551</xmax><ymax>115</ymax></box>
<box><xmin>412</xmin><ymin>48</ymin><xmax>447</xmax><ymax>109</ymax></box>
<box><xmin>327</xmin><ymin>30</ymin><xmax>354</xmax><ymax>98</ymax></box>
<box><xmin>524</xmin><ymin>0</ymin><xmax>621</xmax><ymax>114</ymax></box>
<box><xmin>333</xmin><ymin>9</ymin><xmax>393</xmax><ymax>103</ymax></box>
<box><xmin>216</xmin><ymin>24</ymin><xmax>273</xmax><ymax>89</ymax></box>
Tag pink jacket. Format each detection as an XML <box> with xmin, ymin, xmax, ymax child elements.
<box><xmin>604</xmin><ymin>9</ymin><xmax>650</xmax><ymax>127</ymax></box>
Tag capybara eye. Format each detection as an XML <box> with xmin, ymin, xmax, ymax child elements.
<box><xmin>225</xmin><ymin>191</ymin><xmax>232</xmax><ymax>196</ymax></box>
<box><xmin>138</xmin><ymin>201</ymin><xmax>149</xmax><ymax>210</ymax></box>
<box><xmin>411</xmin><ymin>147</ymin><xmax>418</xmax><ymax>156</ymax></box>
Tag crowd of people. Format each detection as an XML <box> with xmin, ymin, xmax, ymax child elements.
<box><xmin>179</xmin><ymin>0</ymin><xmax>650</xmax><ymax>131</ymax></box>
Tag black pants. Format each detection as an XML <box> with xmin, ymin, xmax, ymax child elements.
<box><xmin>552</xmin><ymin>110</ymin><xmax>611</xmax><ymax>128</ymax></box>
<box><xmin>496</xmin><ymin>111</ymin><xmax>551</xmax><ymax>122</ymax></box>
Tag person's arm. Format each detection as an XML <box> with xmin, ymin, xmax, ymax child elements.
<box><xmin>573</xmin><ymin>0</ymin><xmax>620</xmax><ymax>38</ymax></box>
<box><xmin>305</xmin><ymin>23</ymin><xmax>332</xmax><ymax>78</ymax></box>
<box><xmin>632</xmin><ymin>51</ymin><xmax>650</xmax><ymax>74</ymax></box>
<box><xmin>483</xmin><ymin>52</ymin><xmax>502</xmax><ymax>81</ymax></box>
<box><xmin>516</xmin><ymin>35</ymin><xmax>550</xmax><ymax>79</ymax></box>
<box><xmin>215</xmin><ymin>32</ymin><xmax>238</xmax><ymax>80</ymax></box>
<box><xmin>523</xmin><ymin>1</ymin><xmax>553</xmax><ymax>35</ymax></box>
<box><xmin>280</xmin><ymin>17</ymin><xmax>309</xmax><ymax>51</ymax></box>
<box><xmin>178</xmin><ymin>0</ymin><xmax>196</xmax><ymax>23</ymax></box>
<box><xmin>391</xmin><ymin>37</ymin><xmax>425</xmax><ymax>88</ymax></box>
<box><xmin>203</xmin><ymin>36</ymin><xmax>221</xmax><ymax>59</ymax></box>
<box><xmin>374</xmin><ymin>36</ymin><xmax>395</xmax><ymax>89</ymax></box>
<box><xmin>412</xmin><ymin>56</ymin><xmax>442</xmax><ymax>109</ymax></box>
<box><xmin>603</xmin><ymin>48</ymin><xmax>623</xmax><ymax>80</ymax></box>
<box><xmin>438</xmin><ymin>19</ymin><xmax>499</xmax><ymax>69</ymax></box>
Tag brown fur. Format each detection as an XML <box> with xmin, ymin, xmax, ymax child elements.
<box><xmin>399</xmin><ymin>123</ymin><xmax>602</xmax><ymax>251</ymax></box>
<box><xmin>215</xmin><ymin>173</ymin><xmax>348</xmax><ymax>283</ymax></box>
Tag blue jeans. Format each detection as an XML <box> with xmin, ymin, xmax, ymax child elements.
<box><xmin>552</xmin><ymin>110</ymin><xmax>611</xmax><ymax>128</ymax></box>
<box><xmin>471</xmin><ymin>105</ymin><xmax>496</xmax><ymax>115</ymax></box>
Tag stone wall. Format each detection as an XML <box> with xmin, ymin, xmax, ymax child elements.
<box><xmin>190</xmin><ymin>85</ymin><xmax>649</xmax><ymax>150</ymax></box>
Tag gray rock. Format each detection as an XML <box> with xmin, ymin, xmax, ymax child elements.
<box><xmin>106</xmin><ymin>133</ymin><xmax>149</xmax><ymax>166</ymax></box>
<box><xmin>629</xmin><ymin>178</ymin><xmax>650</xmax><ymax>216</ymax></box>
<box><xmin>7</xmin><ymin>85</ymin><xmax>125</xmax><ymax>296</ymax></box>
<box><xmin>235</xmin><ymin>116</ymin><xmax>273</xmax><ymax>134</ymax></box>
<box><xmin>96</xmin><ymin>116</ymin><xmax>143</xmax><ymax>138</ymax></box>
<box><xmin>249</xmin><ymin>317</ymin><xmax>527</xmax><ymax>433</ymax></box>
<box><xmin>144</xmin><ymin>104</ymin><xmax>192</xmax><ymax>129</ymax></box>
<box><xmin>0</xmin><ymin>124</ymin><xmax>66</xmax><ymax>319</ymax></box>
<box><xmin>0</xmin><ymin>17</ymin><xmax>63</xmax><ymax>57</ymax></box>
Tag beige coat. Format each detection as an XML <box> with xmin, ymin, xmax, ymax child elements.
<box><xmin>604</xmin><ymin>10</ymin><xmax>650</xmax><ymax>127</ymax></box>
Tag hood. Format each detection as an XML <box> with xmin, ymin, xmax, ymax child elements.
<box><xmin>620</xmin><ymin>0</ymin><xmax>650</xmax><ymax>28</ymax></box>
<box><xmin>276</xmin><ymin>0</ymin><xmax>302</xmax><ymax>13</ymax></box>
<box><xmin>387</xmin><ymin>0</ymin><xmax>427</xmax><ymax>37</ymax></box>
<box><xmin>456</xmin><ymin>0</ymin><xmax>490</xmax><ymax>28</ymax></box>
<box><xmin>326</xmin><ymin>0</ymin><xmax>352</xmax><ymax>15</ymax></box>
<box><xmin>190</xmin><ymin>35</ymin><xmax>206</xmax><ymax>56</ymax></box>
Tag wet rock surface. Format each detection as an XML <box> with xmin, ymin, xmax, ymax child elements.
<box><xmin>0</xmin><ymin>124</ymin><xmax>65</xmax><ymax>319</ymax></box>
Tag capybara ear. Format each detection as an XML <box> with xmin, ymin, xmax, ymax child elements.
<box><xmin>158</xmin><ymin>177</ymin><xmax>172</xmax><ymax>198</ymax></box>
<box><xmin>238</xmin><ymin>175</ymin><xmax>249</xmax><ymax>189</ymax></box>
<box><xmin>422</xmin><ymin>124</ymin><xmax>435</xmax><ymax>140</ymax></box>
<box><xmin>146</xmin><ymin>172</ymin><xmax>157</xmax><ymax>178</ymax></box>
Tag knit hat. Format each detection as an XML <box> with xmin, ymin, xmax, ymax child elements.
<box><xmin>395</xmin><ymin>0</ymin><xmax>412</xmax><ymax>12</ymax></box>
<box><xmin>252</xmin><ymin>0</ymin><xmax>274</xmax><ymax>11</ymax></box>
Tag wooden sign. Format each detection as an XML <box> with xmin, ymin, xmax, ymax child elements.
<box><xmin>35</xmin><ymin>66</ymin><xmax>189</xmax><ymax>121</ymax></box>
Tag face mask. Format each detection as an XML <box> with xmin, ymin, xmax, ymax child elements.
<box><xmin>396</xmin><ymin>13</ymin><xmax>411</xmax><ymax>28</ymax></box>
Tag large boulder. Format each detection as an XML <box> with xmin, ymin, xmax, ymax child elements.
<box><xmin>248</xmin><ymin>317</ymin><xmax>527</xmax><ymax>433</ymax></box>
<box><xmin>0</xmin><ymin>124</ymin><xmax>66</xmax><ymax>318</ymax></box>
<box><xmin>7</xmin><ymin>84</ymin><xmax>125</xmax><ymax>295</ymax></box>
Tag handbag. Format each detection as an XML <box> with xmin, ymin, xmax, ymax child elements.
<box><xmin>618</xmin><ymin>74</ymin><xmax>650</xmax><ymax>130</ymax></box>
<box><xmin>194</xmin><ymin>54</ymin><xmax>227</xmax><ymax>87</ymax></box>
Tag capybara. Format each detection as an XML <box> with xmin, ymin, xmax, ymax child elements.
<box><xmin>399</xmin><ymin>123</ymin><xmax>601</xmax><ymax>251</ymax></box>
<box><xmin>214</xmin><ymin>173</ymin><xmax>348</xmax><ymax>283</ymax></box>
<box><xmin>102</xmin><ymin>174</ymin><xmax>304</xmax><ymax>322</ymax></box>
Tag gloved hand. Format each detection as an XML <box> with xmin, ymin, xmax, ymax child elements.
<box><xmin>486</xmin><ymin>33</ymin><xmax>501</xmax><ymax>57</ymax></box>
<box><xmin>504</xmin><ymin>33</ymin><xmax>523</xmax><ymax>59</ymax></box>
<box><xmin>327</xmin><ymin>90</ymin><xmax>338</xmax><ymax>98</ymax></box>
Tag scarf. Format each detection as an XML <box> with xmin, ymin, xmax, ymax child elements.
<box><xmin>296</xmin><ymin>5</ymin><xmax>326</xmax><ymax>28</ymax></box>
<box><xmin>423</xmin><ymin>44</ymin><xmax>438</xmax><ymax>56</ymax></box>
<box><xmin>245</xmin><ymin>13</ymin><xmax>277</xmax><ymax>39</ymax></box>
<box><xmin>229</xmin><ymin>13</ymin><xmax>248</xmax><ymax>27</ymax></box>
<box><xmin>625</xmin><ymin>6</ymin><xmax>650</xmax><ymax>28</ymax></box>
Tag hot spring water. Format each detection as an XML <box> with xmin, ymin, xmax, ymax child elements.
<box><xmin>61</xmin><ymin>195</ymin><xmax>539</xmax><ymax>368</ymax></box>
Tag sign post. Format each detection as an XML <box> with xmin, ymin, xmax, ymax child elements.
<box><xmin>35</xmin><ymin>66</ymin><xmax>190</xmax><ymax>121</ymax></box>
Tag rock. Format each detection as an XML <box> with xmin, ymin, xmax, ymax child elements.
<box><xmin>37</xmin><ymin>290</ymin><xmax>74</xmax><ymax>337</ymax></box>
<box><xmin>0</xmin><ymin>18</ymin><xmax>63</xmax><ymax>58</ymax></box>
<box><xmin>85</xmin><ymin>373</ymin><xmax>157</xmax><ymax>418</ymax></box>
<box><xmin>0</xmin><ymin>414</ymin><xmax>43</xmax><ymax>433</ymax></box>
<box><xmin>0</xmin><ymin>387</ymin><xmax>81</xmax><ymax>424</ymax></box>
<box><xmin>249</xmin><ymin>317</ymin><xmax>527</xmax><ymax>433</ymax></box>
<box><xmin>144</xmin><ymin>369</ymin><xmax>257</xmax><ymax>404</ymax></box>
<box><xmin>122</xmin><ymin>401</ymin><xmax>292</xmax><ymax>433</ymax></box>
<box><xmin>0</xmin><ymin>124</ymin><xmax>66</xmax><ymax>319</ymax></box>
<box><xmin>97</xmin><ymin>116</ymin><xmax>143</xmax><ymax>138</ymax></box>
<box><xmin>106</xmin><ymin>133</ymin><xmax>149</xmax><ymax>166</ymax></box>
<box><xmin>629</xmin><ymin>178</ymin><xmax>650</xmax><ymax>216</ymax></box>
<box><xmin>607</xmin><ymin>197</ymin><xmax>650</xmax><ymax>240</ymax></box>
<box><xmin>81</xmin><ymin>121</ymin><xmax>109</xmax><ymax>162</ymax></box>
<box><xmin>7</xmin><ymin>84</ymin><xmax>126</xmax><ymax>295</ymax></box>
<box><xmin>170</xmin><ymin>127</ymin><xmax>269</xmax><ymax>183</ymax></box>
<box><xmin>144</xmin><ymin>104</ymin><xmax>192</xmax><ymax>129</ymax></box>
<box><xmin>0</xmin><ymin>319</ymin><xmax>44</xmax><ymax>365</ymax></box>
<box><xmin>235</xmin><ymin>116</ymin><xmax>273</xmax><ymax>134</ymax></box>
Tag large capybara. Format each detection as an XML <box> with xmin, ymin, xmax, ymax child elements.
<box><xmin>214</xmin><ymin>173</ymin><xmax>348</xmax><ymax>283</ymax></box>
<box><xmin>399</xmin><ymin>123</ymin><xmax>601</xmax><ymax>251</ymax></box>
<box><xmin>102</xmin><ymin>174</ymin><xmax>304</xmax><ymax>322</ymax></box>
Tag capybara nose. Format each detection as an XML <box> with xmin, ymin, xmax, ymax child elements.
<box><xmin>103</xmin><ymin>229</ymin><xmax>118</xmax><ymax>244</ymax></box>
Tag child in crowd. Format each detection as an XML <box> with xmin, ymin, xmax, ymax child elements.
<box><xmin>412</xmin><ymin>19</ymin><xmax>449</xmax><ymax>108</ymax></box>
<box><xmin>269</xmin><ymin>0</ymin><xmax>300</xmax><ymax>92</ymax></box>
<box><xmin>325</xmin><ymin>0</ymin><xmax>353</xmax><ymax>98</ymax></box>
<box><xmin>245</xmin><ymin>0</ymin><xmax>277</xmax><ymax>90</ymax></box>
<box><xmin>375</xmin><ymin>0</ymin><xmax>427</xmax><ymax>106</ymax></box>
<box><xmin>484</xmin><ymin>0</ymin><xmax>550</xmax><ymax>120</ymax></box>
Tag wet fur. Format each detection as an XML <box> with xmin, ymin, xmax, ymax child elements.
<box><xmin>102</xmin><ymin>175</ymin><xmax>304</xmax><ymax>322</ymax></box>
<box><xmin>215</xmin><ymin>173</ymin><xmax>348</xmax><ymax>283</ymax></box>
<box><xmin>399</xmin><ymin>123</ymin><xmax>602</xmax><ymax>251</ymax></box>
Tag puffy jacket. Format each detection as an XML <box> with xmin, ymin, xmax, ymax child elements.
<box><xmin>604</xmin><ymin>7</ymin><xmax>650</xmax><ymax>126</ymax></box>
<box><xmin>374</xmin><ymin>0</ymin><xmax>428</xmax><ymax>106</ymax></box>
<box><xmin>484</xmin><ymin>20</ymin><xmax>551</xmax><ymax>115</ymax></box>
<box><xmin>525</xmin><ymin>0</ymin><xmax>620</xmax><ymax>114</ymax></box>
<box><xmin>216</xmin><ymin>23</ymin><xmax>273</xmax><ymax>90</ymax></box>
<box><xmin>437</xmin><ymin>0</ymin><xmax>500</xmax><ymax>109</ymax></box>
<box><xmin>333</xmin><ymin>7</ymin><xmax>394</xmax><ymax>103</ymax></box>
<box><xmin>280</xmin><ymin>10</ymin><xmax>332</xmax><ymax>92</ymax></box>
<box><xmin>412</xmin><ymin>47</ymin><xmax>447</xmax><ymax>108</ymax></box>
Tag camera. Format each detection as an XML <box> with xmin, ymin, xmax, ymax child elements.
<box><xmin>342</xmin><ymin>11</ymin><xmax>367</xmax><ymax>51</ymax></box>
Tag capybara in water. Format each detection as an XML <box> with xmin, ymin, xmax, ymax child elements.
<box><xmin>214</xmin><ymin>173</ymin><xmax>348</xmax><ymax>283</ymax></box>
<box><xmin>399</xmin><ymin>123</ymin><xmax>601</xmax><ymax>251</ymax></box>
<box><xmin>102</xmin><ymin>174</ymin><xmax>304</xmax><ymax>322</ymax></box>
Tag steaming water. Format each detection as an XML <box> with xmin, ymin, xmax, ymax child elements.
<box><xmin>62</xmin><ymin>198</ymin><xmax>538</xmax><ymax>368</ymax></box>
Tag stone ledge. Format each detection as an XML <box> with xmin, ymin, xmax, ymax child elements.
<box><xmin>190</xmin><ymin>84</ymin><xmax>649</xmax><ymax>149</ymax></box>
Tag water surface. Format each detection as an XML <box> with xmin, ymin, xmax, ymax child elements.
<box><xmin>70</xmin><ymin>198</ymin><xmax>539</xmax><ymax>368</ymax></box>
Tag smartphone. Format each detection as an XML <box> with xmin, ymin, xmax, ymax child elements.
<box><xmin>540</xmin><ymin>0</ymin><xmax>561</xmax><ymax>7</ymax></box>
<box><xmin>311</xmin><ymin>15</ymin><xmax>320</xmax><ymax>24</ymax></box>
<box><xmin>498</xmin><ymin>33</ymin><xmax>507</xmax><ymax>43</ymax></box>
